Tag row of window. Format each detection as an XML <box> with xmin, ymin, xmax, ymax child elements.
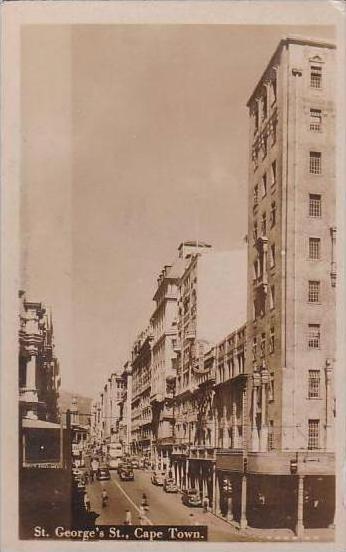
<box><xmin>267</xmin><ymin>418</ymin><xmax>321</xmax><ymax>450</ymax></box>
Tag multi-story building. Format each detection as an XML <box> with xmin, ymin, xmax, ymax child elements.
<box><xmin>19</xmin><ymin>290</ymin><xmax>61</xmax><ymax>422</ymax></box>
<box><xmin>215</xmin><ymin>35</ymin><xmax>336</xmax><ymax>534</ymax></box>
<box><xmin>131</xmin><ymin>326</ymin><xmax>154</xmax><ymax>457</ymax></box>
<box><xmin>118</xmin><ymin>361</ymin><xmax>132</xmax><ymax>454</ymax></box>
<box><xmin>171</xmin><ymin>243</ymin><xmax>247</xmax><ymax>499</ymax></box>
<box><xmin>150</xmin><ymin>260</ymin><xmax>185</xmax><ymax>471</ymax></box>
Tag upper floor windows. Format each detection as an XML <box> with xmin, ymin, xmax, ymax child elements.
<box><xmin>270</xmin><ymin>243</ymin><xmax>276</xmax><ymax>268</ymax></box>
<box><xmin>309</xmin><ymin>237</ymin><xmax>321</xmax><ymax>260</ymax></box>
<box><xmin>310</xmin><ymin>108</ymin><xmax>322</xmax><ymax>132</ymax></box>
<box><xmin>271</xmin><ymin>160</ymin><xmax>277</xmax><ymax>190</ymax></box>
<box><xmin>308</xmin><ymin>280</ymin><xmax>320</xmax><ymax>303</ymax></box>
<box><xmin>309</xmin><ymin>151</ymin><xmax>322</xmax><ymax>175</ymax></box>
<box><xmin>308</xmin><ymin>370</ymin><xmax>320</xmax><ymax>399</ymax></box>
<box><xmin>308</xmin><ymin>419</ymin><xmax>320</xmax><ymax>449</ymax></box>
<box><xmin>261</xmin><ymin>173</ymin><xmax>267</xmax><ymax>198</ymax></box>
<box><xmin>308</xmin><ymin>323</ymin><xmax>320</xmax><ymax>349</ymax></box>
<box><xmin>309</xmin><ymin>194</ymin><xmax>322</xmax><ymax>217</ymax></box>
<box><xmin>270</xmin><ymin>201</ymin><xmax>276</xmax><ymax>228</ymax></box>
<box><xmin>310</xmin><ymin>65</ymin><xmax>322</xmax><ymax>89</ymax></box>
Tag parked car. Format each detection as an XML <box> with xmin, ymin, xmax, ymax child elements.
<box><xmin>117</xmin><ymin>461</ymin><xmax>132</xmax><ymax>474</ymax></box>
<box><xmin>119</xmin><ymin>467</ymin><xmax>135</xmax><ymax>481</ymax></box>
<box><xmin>96</xmin><ymin>467</ymin><xmax>111</xmax><ymax>481</ymax></box>
<box><xmin>181</xmin><ymin>488</ymin><xmax>202</xmax><ymax>507</ymax></box>
<box><xmin>130</xmin><ymin>457</ymin><xmax>139</xmax><ymax>469</ymax></box>
<box><xmin>151</xmin><ymin>471</ymin><xmax>165</xmax><ymax>486</ymax></box>
<box><xmin>163</xmin><ymin>478</ymin><xmax>178</xmax><ymax>493</ymax></box>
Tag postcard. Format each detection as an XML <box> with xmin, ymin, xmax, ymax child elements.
<box><xmin>1</xmin><ymin>1</ymin><xmax>345</xmax><ymax>551</ymax></box>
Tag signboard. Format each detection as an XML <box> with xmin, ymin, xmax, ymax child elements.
<box><xmin>23</xmin><ymin>462</ymin><xmax>61</xmax><ymax>469</ymax></box>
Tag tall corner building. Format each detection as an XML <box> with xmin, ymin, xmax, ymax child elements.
<box><xmin>245</xmin><ymin>36</ymin><xmax>336</xmax><ymax>532</ymax></box>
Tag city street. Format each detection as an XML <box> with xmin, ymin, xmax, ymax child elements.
<box><xmin>85</xmin><ymin>469</ymin><xmax>254</xmax><ymax>542</ymax></box>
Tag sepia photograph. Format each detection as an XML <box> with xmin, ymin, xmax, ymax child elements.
<box><xmin>1</xmin><ymin>1</ymin><xmax>345</xmax><ymax>550</ymax></box>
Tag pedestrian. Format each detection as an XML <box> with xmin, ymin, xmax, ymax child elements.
<box><xmin>101</xmin><ymin>488</ymin><xmax>108</xmax><ymax>508</ymax></box>
<box><xmin>124</xmin><ymin>509</ymin><xmax>132</xmax><ymax>525</ymax></box>
<box><xmin>90</xmin><ymin>469</ymin><xmax>94</xmax><ymax>483</ymax></box>
<box><xmin>139</xmin><ymin>505</ymin><xmax>146</xmax><ymax>525</ymax></box>
<box><xmin>203</xmin><ymin>495</ymin><xmax>209</xmax><ymax>513</ymax></box>
<box><xmin>141</xmin><ymin>493</ymin><xmax>149</xmax><ymax>511</ymax></box>
<box><xmin>84</xmin><ymin>492</ymin><xmax>91</xmax><ymax>512</ymax></box>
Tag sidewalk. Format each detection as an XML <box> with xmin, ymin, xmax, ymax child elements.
<box><xmin>207</xmin><ymin>510</ymin><xmax>335</xmax><ymax>542</ymax></box>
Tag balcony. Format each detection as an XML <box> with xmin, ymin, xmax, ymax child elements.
<box><xmin>189</xmin><ymin>445</ymin><xmax>217</xmax><ymax>461</ymax></box>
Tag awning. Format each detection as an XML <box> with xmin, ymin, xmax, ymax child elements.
<box><xmin>22</xmin><ymin>418</ymin><xmax>61</xmax><ymax>429</ymax></box>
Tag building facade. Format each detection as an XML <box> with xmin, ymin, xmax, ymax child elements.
<box><xmin>150</xmin><ymin>260</ymin><xmax>184</xmax><ymax>471</ymax></box>
<box><xmin>215</xmin><ymin>35</ymin><xmax>336</xmax><ymax>533</ymax></box>
<box><xmin>171</xmin><ymin>243</ymin><xmax>247</xmax><ymax>503</ymax></box>
<box><xmin>19</xmin><ymin>290</ymin><xmax>61</xmax><ymax>422</ymax></box>
<box><xmin>131</xmin><ymin>326</ymin><xmax>154</xmax><ymax>457</ymax></box>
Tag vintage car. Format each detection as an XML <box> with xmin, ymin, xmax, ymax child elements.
<box><xmin>130</xmin><ymin>457</ymin><xmax>140</xmax><ymax>469</ymax></box>
<box><xmin>96</xmin><ymin>466</ymin><xmax>111</xmax><ymax>481</ymax></box>
<box><xmin>181</xmin><ymin>488</ymin><xmax>202</xmax><ymax>507</ymax></box>
<box><xmin>119</xmin><ymin>467</ymin><xmax>135</xmax><ymax>481</ymax></box>
<box><xmin>163</xmin><ymin>477</ymin><xmax>178</xmax><ymax>493</ymax></box>
<box><xmin>151</xmin><ymin>471</ymin><xmax>165</xmax><ymax>486</ymax></box>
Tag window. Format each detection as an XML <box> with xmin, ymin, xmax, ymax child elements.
<box><xmin>262</xmin><ymin>135</ymin><xmax>267</xmax><ymax>159</ymax></box>
<box><xmin>270</xmin><ymin>243</ymin><xmax>276</xmax><ymax>268</ymax></box>
<box><xmin>254</xmin><ymin>104</ymin><xmax>259</xmax><ymax>133</ymax></box>
<box><xmin>269</xmin><ymin>285</ymin><xmax>275</xmax><ymax>310</ymax></box>
<box><xmin>252</xmin><ymin>337</ymin><xmax>257</xmax><ymax>361</ymax></box>
<box><xmin>262</xmin><ymin>89</ymin><xmax>268</xmax><ymax>120</ymax></box>
<box><xmin>271</xmin><ymin>77</ymin><xmax>277</xmax><ymax>105</ymax></box>
<box><xmin>310</xmin><ymin>108</ymin><xmax>322</xmax><ymax>131</ymax></box>
<box><xmin>269</xmin><ymin>327</ymin><xmax>275</xmax><ymax>353</ymax></box>
<box><xmin>253</xmin><ymin>222</ymin><xmax>258</xmax><ymax>244</ymax></box>
<box><xmin>308</xmin><ymin>280</ymin><xmax>320</xmax><ymax>303</ymax></box>
<box><xmin>309</xmin><ymin>151</ymin><xmax>322</xmax><ymax>174</ymax></box>
<box><xmin>262</xmin><ymin>173</ymin><xmax>267</xmax><ymax>197</ymax></box>
<box><xmin>270</xmin><ymin>201</ymin><xmax>276</xmax><ymax>227</ymax></box>
<box><xmin>308</xmin><ymin>419</ymin><xmax>320</xmax><ymax>449</ymax></box>
<box><xmin>268</xmin><ymin>420</ymin><xmax>274</xmax><ymax>450</ymax></box>
<box><xmin>309</xmin><ymin>237</ymin><xmax>321</xmax><ymax>260</ymax></box>
<box><xmin>271</xmin><ymin>160</ymin><xmax>277</xmax><ymax>189</ymax></box>
<box><xmin>261</xmin><ymin>212</ymin><xmax>267</xmax><ymax>236</ymax></box>
<box><xmin>309</xmin><ymin>194</ymin><xmax>322</xmax><ymax>217</ymax></box>
<box><xmin>253</xmin><ymin>184</ymin><xmax>258</xmax><ymax>207</ymax></box>
<box><xmin>308</xmin><ymin>370</ymin><xmax>320</xmax><ymax>398</ymax></box>
<box><xmin>310</xmin><ymin>65</ymin><xmax>322</xmax><ymax>89</ymax></box>
<box><xmin>308</xmin><ymin>324</ymin><xmax>320</xmax><ymax>349</ymax></box>
<box><xmin>260</xmin><ymin>333</ymin><xmax>266</xmax><ymax>357</ymax></box>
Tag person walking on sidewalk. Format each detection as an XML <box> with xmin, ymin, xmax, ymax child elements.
<box><xmin>101</xmin><ymin>488</ymin><xmax>108</xmax><ymax>508</ymax></box>
<box><xmin>203</xmin><ymin>495</ymin><xmax>209</xmax><ymax>513</ymax></box>
<box><xmin>84</xmin><ymin>492</ymin><xmax>91</xmax><ymax>512</ymax></box>
<box><xmin>124</xmin><ymin>509</ymin><xmax>132</xmax><ymax>525</ymax></box>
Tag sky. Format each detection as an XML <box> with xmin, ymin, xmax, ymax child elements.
<box><xmin>21</xmin><ymin>24</ymin><xmax>334</xmax><ymax>398</ymax></box>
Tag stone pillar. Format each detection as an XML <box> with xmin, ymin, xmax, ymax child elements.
<box><xmin>185</xmin><ymin>459</ymin><xmax>189</xmax><ymax>488</ymax></box>
<box><xmin>296</xmin><ymin>475</ymin><xmax>305</xmax><ymax>537</ymax></box>
<box><xmin>231</xmin><ymin>400</ymin><xmax>237</xmax><ymax>449</ymax></box>
<box><xmin>251</xmin><ymin>374</ymin><xmax>260</xmax><ymax>451</ymax></box>
<box><xmin>240</xmin><ymin>475</ymin><xmax>248</xmax><ymax>529</ymax></box>
<box><xmin>223</xmin><ymin>402</ymin><xmax>228</xmax><ymax>447</ymax></box>
<box><xmin>259</xmin><ymin>370</ymin><xmax>269</xmax><ymax>452</ymax></box>
<box><xmin>325</xmin><ymin>360</ymin><xmax>333</xmax><ymax>451</ymax></box>
<box><xmin>25</xmin><ymin>354</ymin><xmax>38</xmax><ymax>419</ymax></box>
<box><xmin>160</xmin><ymin>449</ymin><xmax>164</xmax><ymax>469</ymax></box>
<box><xmin>214</xmin><ymin>471</ymin><xmax>221</xmax><ymax>515</ymax></box>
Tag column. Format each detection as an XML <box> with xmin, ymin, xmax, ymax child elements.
<box><xmin>185</xmin><ymin>459</ymin><xmax>189</xmax><ymax>488</ymax></box>
<box><xmin>223</xmin><ymin>402</ymin><xmax>227</xmax><ymax>447</ymax></box>
<box><xmin>214</xmin><ymin>472</ymin><xmax>221</xmax><ymax>515</ymax></box>
<box><xmin>26</xmin><ymin>354</ymin><xmax>38</xmax><ymax>418</ymax></box>
<box><xmin>231</xmin><ymin>400</ymin><xmax>238</xmax><ymax>449</ymax></box>
<box><xmin>296</xmin><ymin>475</ymin><xmax>304</xmax><ymax>537</ymax></box>
<box><xmin>160</xmin><ymin>449</ymin><xmax>163</xmax><ymax>470</ymax></box>
<box><xmin>325</xmin><ymin>360</ymin><xmax>333</xmax><ymax>451</ymax></box>
<box><xmin>240</xmin><ymin>475</ymin><xmax>248</xmax><ymax>529</ymax></box>
<box><xmin>251</xmin><ymin>375</ymin><xmax>260</xmax><ymax>451</ymax></box>
<box><xmin>259</xmin><ymin>371</ymin><xmax>269</xmax><ymax>452</ymax></box>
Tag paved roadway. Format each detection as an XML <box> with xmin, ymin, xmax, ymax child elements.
<box><xmin>85</xmin><ymin>469</ymin><xmax>254</xmax><ymax>542</ymax></box>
